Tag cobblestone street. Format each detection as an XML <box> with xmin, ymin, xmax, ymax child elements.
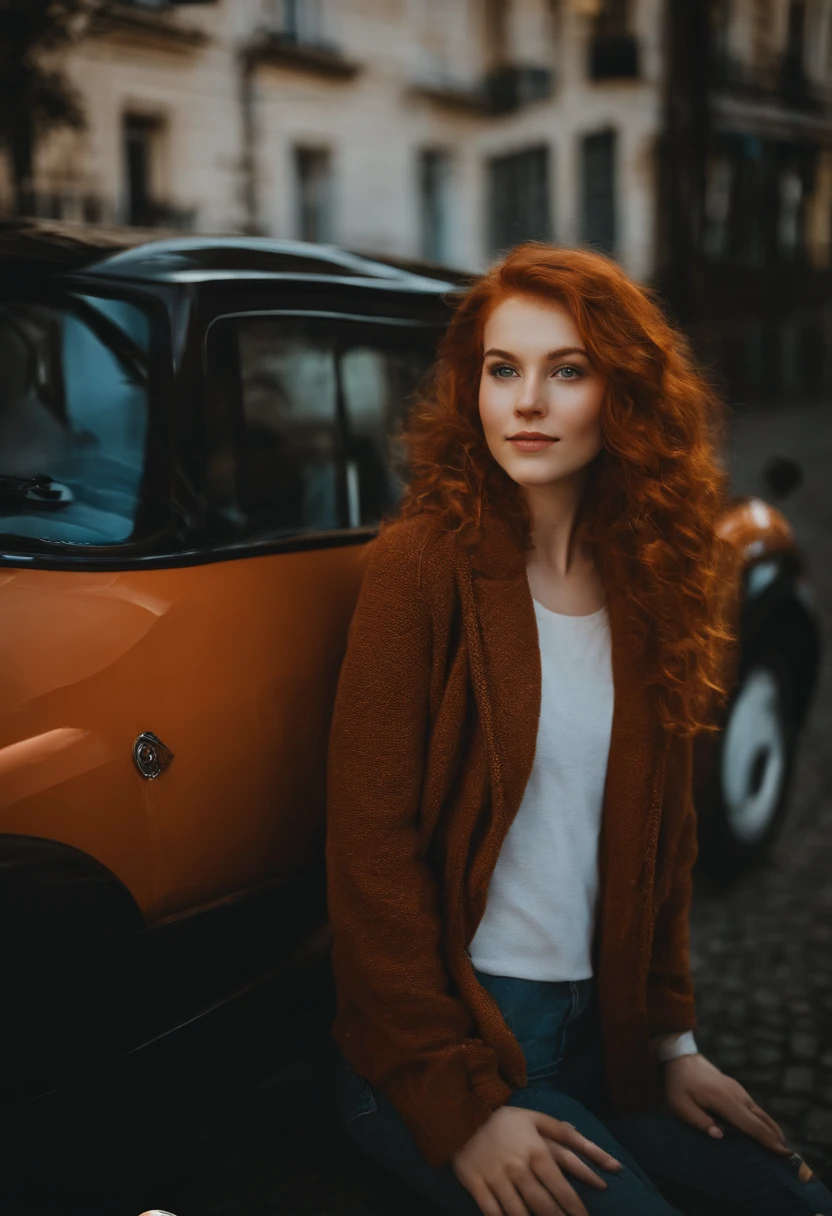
<box><xmin>687</xmin><ymin>397</ymin><xmax>832</xmax><ymax>1181</ymax></box>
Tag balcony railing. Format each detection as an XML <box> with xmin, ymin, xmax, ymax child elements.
<box><xmin>484</xmin><ymin>64</ymin><xmax>553</xmax><ymax>114</ymax></box>
<box><xmin>588</xmin><ymin>32</ymin><xmax>639</xmax><ymax>81</ymax></box>
<box><xmin>244</xmin><ymin>27</ymin><xmax>360</xmax><ymax>78</ymax></box>
<box><xmin>711</xmin><ymin>51</ymin><xmax>825</xmax><ymax>112</ymax></box>
<box><xmin>91</xmin><ymin>2</ymin><xmax>208</xmax><ymax>47</ymax></box>
<box><xmin>411</xmin><ymin>63</ymin><xmax>553</xmax><ymax>115</ymax></box>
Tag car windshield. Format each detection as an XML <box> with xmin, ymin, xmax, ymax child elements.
<box><xmin>0</xmin><ymin>293</ymin><xmax>152</xmax><ymax>548</ymax></box>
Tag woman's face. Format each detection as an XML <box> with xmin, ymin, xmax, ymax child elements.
<box><xmin>478</xmin><ymin>294</ymin><xmax>606</xmax><ymax>491</ymax></box>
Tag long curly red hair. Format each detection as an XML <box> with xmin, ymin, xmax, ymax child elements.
<box><xmin>390</xmin><ymin>241</ymin><xmax>737</xmax><ymax>738</ymax></box>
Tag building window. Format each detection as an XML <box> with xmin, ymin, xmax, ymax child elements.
<box><xmin>594</xmin><ymin>0</ymin><xmax>630</xmax><ymax>36</ymax></box>
<box><xmin>487</xmin><ymin>145</ymin><xmax>551</xmax><ymax>255</ymax></box>
<box><xmin>712</xmin><ymin>0</ymin><xmax>733</xmax><ymax>59</ymax></box>
<box><xmin>581</xmin><ymin>129</ymin><xmax>617</xmax><ymax>255</ymax></box>
<box><xmin>750</xmin><ymin>0</ymin><xmax>775</xmax><ymax>72</ymax></box>
<box><xmin>588</xmin><ymin>0</ymin><xmax>638</xmax><ymax>79</ymax></box>
<box><xmin>294</xmin><ymin>146</ymin><xmax>333</xmax><ymax>243</ymax></box>
<box><xmin>123</xmin><ymin>112</ymin><xmax>164</xmax><ymax>227</ymax></box>
<box><xmin>484</xmin><ymin>0</ymin><xmax>509</xmax><ymax>69</ymax></box>
<box><xmin>700</xmin><ymin>155</ymin><xmax>734</xmax><ymax>257</ymax></box>
<box><xmin>703</xmin><ymin>155</ymin><xmax>734</xmax><ymax>259</ymax></box>
<box><xmin>263</xmin><ymin>0</ymin><xmax>326</xmax><ymax>45</ymax></box>
<box><xmin>419</xmin><ymin>149</ymin><xmax>452</xmax><ymax>264</ymax></box>
<box><xmin>778</xmin><ymin>167</ymin><xmax>805</xmax><ymax>258</ymax></box>
<box><xmin>783</xmin><ymin>0</ymin><xmax>807</xmax><ymax>91</ymax></box>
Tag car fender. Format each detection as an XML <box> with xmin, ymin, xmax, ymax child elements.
<box><xmin>0</xmin><ymin>835</ymin><xmax>144</xmax><ymax>944</ymax></box>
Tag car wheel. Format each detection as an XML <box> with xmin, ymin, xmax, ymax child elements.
<box><xmin>700</xmin><ymin>650</ymin><xmax>797</xmax><ymax>871</ymax></box>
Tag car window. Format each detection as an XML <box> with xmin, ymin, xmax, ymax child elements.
<box><xmin>205</xmin><ymin>313</ymin><xmax>439</xmax><ymax>543</ymax></box>
<box><xmin>340</xmin><ymin>343</ymin><xmax>434</xmax><ymax>523</ymax></box>
<box><xmin>0</xmin><ymin>296</ymin><xmax>151</xmax><ymax>547</ymax></box>
<box><xmin>238</xmin><ymin>321</ymin><xmax>340</xmax><ymax>535</ymax></box>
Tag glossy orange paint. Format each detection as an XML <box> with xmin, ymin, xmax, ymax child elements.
<box><xmin>0</xmin><ymin>537</ymin><xmax>372</xmax><ymax>923</ymax></box>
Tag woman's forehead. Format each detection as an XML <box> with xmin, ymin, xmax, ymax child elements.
<box><xmin>483</xmin><ymin>294</ymin><xmax>581</xmax><ymax>347</ymax></box>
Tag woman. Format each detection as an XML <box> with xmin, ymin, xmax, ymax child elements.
<box><xmin>325</xmin><ymin>243</ymin><xmax>831</xmax><ymax>1216</ymax></box>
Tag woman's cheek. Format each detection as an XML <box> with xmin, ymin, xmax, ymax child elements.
<box><xmin>479</xmin><ymin>391</ymin><xmax>508</xmax><ymax>447</ymax></box>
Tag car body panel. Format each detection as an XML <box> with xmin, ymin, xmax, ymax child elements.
<box><xmin>1</xmin><ymin>540</ymin><xmax>370</xmax><ymax>922</ymax></box>
<box><xmin>0</xmin><ymin>568</ymin><xmax>154</xmax><ymax>909</ymax></box>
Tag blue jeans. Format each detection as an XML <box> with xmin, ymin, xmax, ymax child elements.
<box><xmin>336</xmin><ymin>970</ymin><xmax>832</xmax><ymax>1215</ymax></box>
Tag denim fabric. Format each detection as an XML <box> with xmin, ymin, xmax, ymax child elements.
<box><xmin>336</xmin><ymin>968</ymin><xmax>832</xmax><ymax>1216</ymax></box>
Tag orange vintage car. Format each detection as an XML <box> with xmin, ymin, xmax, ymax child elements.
<box><xmin>0</xmin><ymin>224</ymin><xmax>821</xmax><ymax>1114</ymax></box>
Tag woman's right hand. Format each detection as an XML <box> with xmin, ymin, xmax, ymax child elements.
<box><xmin>451</xmin><ymin>1106</ymin><xmax>623</xmax><ymax>1216</ymax></box>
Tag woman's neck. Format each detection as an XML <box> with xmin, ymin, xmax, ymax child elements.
<box><xmin>522</xmin><ymin>472</ymin><xmax>590</xmax><ymax>579</ymax></box>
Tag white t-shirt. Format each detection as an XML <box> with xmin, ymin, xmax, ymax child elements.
<box><xmin>468</xmin><ymin>593</ymin><xmax>699</xmax><ymax>1064</ymax></box>
<box><xmin>468</xmin><ymin>596</ymin><xmax>613</xmax><ymax>981</ymax></box>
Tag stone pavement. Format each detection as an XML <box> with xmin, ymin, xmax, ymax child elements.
<box><xmin>690</xmin><ymin>824</ymin><xmax>832</xmax><ymax>1178</ymax></box>
<box><xmin>686</xmin><ymin>397</ymin><xmax>832</xmax><ymax>1180</ymax></box>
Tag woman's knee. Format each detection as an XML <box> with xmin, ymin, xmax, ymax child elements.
<box><xmin>335</xmin><ymin>1059</ymin><xmax>686</xmax><ymax>1216</ymax></box>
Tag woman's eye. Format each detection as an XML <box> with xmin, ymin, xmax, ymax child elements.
<box><xmin>487</xmin><ymin>363</ymin><xmax>584</xmax><ymax>380</ymax></box>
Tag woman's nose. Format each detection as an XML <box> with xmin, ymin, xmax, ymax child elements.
<box><xmin>516</xmin><ymin>397</ymin><xmax>545</xmax><ymax>418</ymax></box>
<box><xmin>515</xmin><ymin>375</ymin><xmax>546</xmax><ymax>412</ymax></box>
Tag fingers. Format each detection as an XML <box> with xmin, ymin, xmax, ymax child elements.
<box><xmin>674</xmin><ymin>1087</ymin><xmax>791</xmax><ymax>1156</ymax></box>
<box><xmin>715</xmin><ymin>1097</ymin><xmax>790</xmax><ymax>1154</ymax></box>
<box><xmin>513</xmin><ymin>1167</ymin><xmax>572</xmax><ymax>1216</ymax></box>
<box><xmin>492</xmin><ymin>1172</ymin><xmax>561</xmax><ymax>1216</ymax></box>
<box><xmin>546</xmin><ymin>1142</ymin><xmax>608</xmax><ymax>1191</ymax></box>
<box><xmin>468</xmin><ymin>1178</ymin><xmax>506</xmax><ymax>1216</ymax></box>
<box><xmin>524</xmin><ymin>1153</ymin><xmax>590</xmax><ymax>1216</ymax></box>
<box><xmin>671</xmin><ymin>1092</ymin><xmax>723</xmax><ymax>1138</ymax></box>
<box><xmin>532</xmin><ymin>1113</ymin><xmax>622</xmax><ymax>1173</ymax></box>
<box><xmin>745</xmin><ymin>1100</ymin><xmax>789</xmax><ymax>1150</ymax></box>
<box><xmin>488</xmin><ymin>1149</ymin><xmax>593</xmax><ymax>1216</ymax></box>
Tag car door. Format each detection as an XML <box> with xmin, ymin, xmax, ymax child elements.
<box><xmin>137</xmin><ymin>298</ymin><xmax>443</xmax><ymax>921</ymax></box>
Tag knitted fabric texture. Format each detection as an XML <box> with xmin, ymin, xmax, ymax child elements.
<box><xmin>325</xmin><ymin>510</ymin><xmax>698</xmax><ymax>1169</ymax></box>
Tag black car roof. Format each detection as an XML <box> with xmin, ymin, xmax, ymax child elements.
<box><xmin>0</xmin><ymin>221</ymin><xmax>472</xmax><ymax>294</ymax></box>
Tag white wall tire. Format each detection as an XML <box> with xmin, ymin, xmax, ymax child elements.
<box><xmin>699</xmin><ymin>651</ymin><xmax>796</xmax><ymax>872</ymax></box>
<box><xmin>720</xmin><ymin>666</ymin><xmax>788</xmax><ymax>844</ymax></box>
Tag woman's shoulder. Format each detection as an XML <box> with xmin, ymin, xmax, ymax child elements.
<box><xmin>370</xmin><ymin>511</ymin><xmax>458</xmax><ymax>598</ymax></box>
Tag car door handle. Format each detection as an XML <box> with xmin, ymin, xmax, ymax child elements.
<box><xmin>133</xmin><ymin>732</ymin><xmax>174</xmax><ymax>780</ymax></box>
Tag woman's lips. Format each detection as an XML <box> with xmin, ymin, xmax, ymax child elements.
<box><xmin>508</xmin><ymin>437</ymin><xmax>559</xmax><ymax>452</ymax></box>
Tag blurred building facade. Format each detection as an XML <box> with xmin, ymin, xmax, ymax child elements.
<box><xmin>2</xmin><ymin>0</ymin><xmax>832</xmax><ymax>401</ymax></box>
<box><xmin>664</xmin><ymin>1</ymin><xmax>832</xmax><ymax>401</ymax></box>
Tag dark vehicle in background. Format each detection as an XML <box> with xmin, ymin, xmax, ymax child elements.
<box><xmin>0</xmin><ymin>223</ymin><xmax>821</xmax><ymax>1136</ymax></box>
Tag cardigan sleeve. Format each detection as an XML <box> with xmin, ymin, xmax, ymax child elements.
<box><xmin>325</xmin><ymin>522</ymin><xmax>511</xmax><ymax>1168</ymax></box>
<box><xmin>645</xmin><ymin>733</ymin><xmax>699</xmax><ymax>1038</ymax></box>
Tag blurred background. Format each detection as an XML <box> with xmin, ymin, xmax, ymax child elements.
<box><xmin>2</xmin><ymin>0</ymin><xmax>832</xmax><ymax>404</ymax></box>
<box><xmin>2</xmin><ymin>3</ymin><xmax>832</xmax><ymax>1215</ymax></box>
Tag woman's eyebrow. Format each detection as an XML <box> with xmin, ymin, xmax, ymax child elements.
<box><xmin>483</xmin><ymin>346</ymin><xmax>589</xmax><ymax>360</ymax></box>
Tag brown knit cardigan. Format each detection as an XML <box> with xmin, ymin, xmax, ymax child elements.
<box><xmin>325</xmin><ymin>508</ymin><xmax>699</xmax><ymax>1169</ymax></box>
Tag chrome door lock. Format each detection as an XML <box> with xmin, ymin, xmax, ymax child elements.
<box><xmin>132</xmin><ymin>732</ymin><xmax>174</xmax><ymax>779</ymax></box>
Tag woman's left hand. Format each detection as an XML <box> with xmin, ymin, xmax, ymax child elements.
<box><xmin>663</xmin><ymin>1053</ymin><xmax>791</xmax><ymax>1156</ymax></box>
